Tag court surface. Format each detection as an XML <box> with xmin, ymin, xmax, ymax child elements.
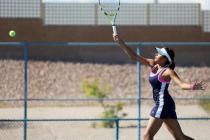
<box><xmin>0</xmin><ymin>104</ymin><xmax>209</xmax><ymax>140</ymax></box>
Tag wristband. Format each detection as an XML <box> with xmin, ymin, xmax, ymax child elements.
<box><xmin>190</xmin><ymin>84</ymin><xmax>195</xmax><ymax>90</ymax></box>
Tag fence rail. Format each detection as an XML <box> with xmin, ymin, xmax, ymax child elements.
<box><xmin>0</xmin><ymin>97</ymin><xmax>210</xmax><ymax>102</ymax></box>
<box><xmin>1</xmin><ymin>42</ymin><xmax>210</xmax><ymax>47</ymax></box>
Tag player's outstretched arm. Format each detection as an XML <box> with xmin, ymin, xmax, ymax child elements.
<box><xmin>113</xmin><ymin>35</ymin><xmax>154</xmax><ymax>67</ymax></box>
<box><xmin>168</xmin><ymin>69</ymin><xmax>206</xmax><ymax>90</ymax></box>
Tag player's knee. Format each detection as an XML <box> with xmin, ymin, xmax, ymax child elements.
<box><xmin>184</xmin><ymin>134</ymin><xmax>194</xmax><ymax>140</ymax></box>
<box><xmin>174</xmin><ymin>133</ymin><xmax>194</xmax><ymax>140</ymax></box>
<box><xmin>173</xmin><ymin>134</ymin><xmax>185</xmax><ymax>140</ymax></box>
<box><xmin>143</xmin><ymin>131</ymin><xmax>154</xmax><ymax>140</ymax></box>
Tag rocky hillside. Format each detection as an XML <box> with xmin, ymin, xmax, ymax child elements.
<box><xmin>0</xmin><ymin>60</ymin><xmax>209</xmax><ymax>101</ymax></box>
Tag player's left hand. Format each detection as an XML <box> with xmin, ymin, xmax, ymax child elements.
<box><xmin>193</xmin><ymin>80</ymin><xmax>207</xmax><ymax>90</ymax></box>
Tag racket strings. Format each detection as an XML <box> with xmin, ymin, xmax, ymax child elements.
<box><xmin>99</xmin><ymin>0</ymin><xmax>120</xmax><ymax>15</ymax></box>
<box><xmin>101</xmin><ymin>4</ymin><xmax>119</xmax><ymax>12</ymax></box>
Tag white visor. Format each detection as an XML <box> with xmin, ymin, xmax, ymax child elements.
<box><xmin>155</xmin><ymin>48</ymin><xmax>172</xmax><ymax>64</ymax></box>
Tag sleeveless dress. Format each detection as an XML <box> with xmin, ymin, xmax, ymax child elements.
<box><xmin>149</xmin><ymin>65</ymin><xmax>177</xmax><ymax>119</ymax></box>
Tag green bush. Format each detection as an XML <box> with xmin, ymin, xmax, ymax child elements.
<box><xmin>200</xmin><ymin>99</ymin><xmax>210</xmax><ymax>114</ymax></box>
<box><xmin>82</xmin><ymin>78</ymin><xmax>109</xmax><ymax>99</ymax></box>
<box><xmin>82</xmin><ymin>78</ymin><xmax>127</xmax><ymax>128</ymax></box>
<box><xmin>101</xmin><ymin>102</ymin><xmax>127</xmax><ymax>128</ymax></box>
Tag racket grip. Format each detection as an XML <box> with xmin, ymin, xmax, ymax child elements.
<box><xmin>112</xmin><ymin>26</ymin><xmax>118</xmax><ymax>36</ymax></box>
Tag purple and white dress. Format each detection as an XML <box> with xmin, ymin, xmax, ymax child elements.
<box><xmin>149</xmin><ymin>65</ymin><xmax>177</xmax><ymax>119</ymax></box>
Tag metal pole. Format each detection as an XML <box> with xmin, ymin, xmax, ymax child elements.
<box><xmin>137</xmin><ymin>47</ymin><xmax>141</xmax><ymax>140</ymax></box>
<box><xmin>115</xmin><ymin>119</ymin><xmax>119</xmax><ymax>140</ymax></box>
<box><xmin>24</xmin><ymin>45</ymin><xmax>28</xmax><ymax>140</ymax></box>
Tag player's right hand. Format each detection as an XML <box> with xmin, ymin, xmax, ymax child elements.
<box><xmin>113</xmin><ymin>34</ymin><xmax>119</xmax><ymax>41</ymax></box>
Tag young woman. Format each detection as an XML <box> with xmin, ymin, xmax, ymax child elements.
<box><xmin>113</xmin><ymin>35</ymin><xmax>206</xmax><ymax>140</ymax></box>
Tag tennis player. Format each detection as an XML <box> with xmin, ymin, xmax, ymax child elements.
<box><xmin>113</xmin><ymin>35</ymin><xmax>206</xmax><ymax>140</ymax></box>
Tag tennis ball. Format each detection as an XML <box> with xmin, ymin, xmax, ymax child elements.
<box><xmin>9</xmin><ymin>30</ymin><xmax>16</xmax><ymax>38</ymax></box>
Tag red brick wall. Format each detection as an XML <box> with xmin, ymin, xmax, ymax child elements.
<box><xmin>1</xmin><ymin>18</ymin><xmax>210</xmax><ymax>42</ymax></box>
<box><xmin>0</xmin><ymin>18</ymin><xmax>210</xmax><ymax>66</ymax></box>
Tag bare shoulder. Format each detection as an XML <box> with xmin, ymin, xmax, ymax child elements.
<box><xmin>163</xmin><ymin>68</ymin><xmax>175</xmax><ymax>76</ymax></box>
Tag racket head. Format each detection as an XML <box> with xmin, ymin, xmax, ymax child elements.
<box><xmin>99</xmin><ymin>0</ymin><xmax>120</xmax><ymax>17</ymax></box>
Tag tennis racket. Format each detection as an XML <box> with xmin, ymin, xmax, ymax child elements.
<box><xmin>98</xmin><ymin>0</ymin><xmax>120</xmax><ymax>35</ymax></box>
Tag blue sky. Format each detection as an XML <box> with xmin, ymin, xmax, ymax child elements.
<box><xmin>43</xmin><ymin>0</ymin><xmax>210</xmax><ymax>10</ymax></box>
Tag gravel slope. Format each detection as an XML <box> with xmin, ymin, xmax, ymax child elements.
<box><xmin>0</xmin><ymin>60</ymin><xmax>209</xmax><ymax>100</ymax></box>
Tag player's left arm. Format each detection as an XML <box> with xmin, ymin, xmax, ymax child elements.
<box><xmin>165</xmin><ymin>69</ymin><xmax>206</xmax><ymax>90</ymax></box>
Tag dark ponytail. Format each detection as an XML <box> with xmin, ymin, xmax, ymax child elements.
<box><xmin>169</xmin><ymin>61</ymin><xmax>175</xmax><ymax>70</ymax></box>
<box><xmin>164</xmin><ymin>48</ymin><xmax>175</xmax><ymax>70</ymax></box>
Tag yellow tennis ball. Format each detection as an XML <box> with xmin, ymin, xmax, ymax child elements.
<box><xmin>9</xmin><ymin>30</ymin><xmax>16</xmax><ymax>37</ymax></box>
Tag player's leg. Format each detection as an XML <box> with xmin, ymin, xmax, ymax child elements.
<box><xmin>164</xmin><ymin>119</ymin><xmax>194</xmax><ymax>140</ymax></box>
<box><xmin>143</xmin><ymin>116</ymin><xmax>163</xmax><ymax>140</ymax></box>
